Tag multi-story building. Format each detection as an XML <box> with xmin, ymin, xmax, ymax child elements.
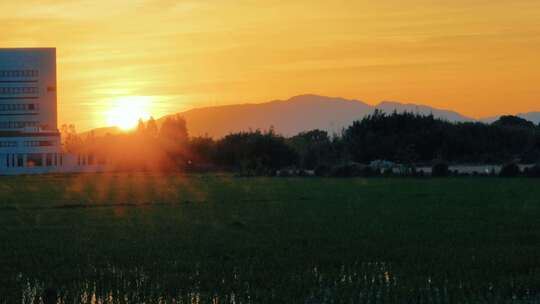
<box><xmin>0</xmin><ymin>48</ymin><xmax>63</xmax><ymax>173</ymax></box>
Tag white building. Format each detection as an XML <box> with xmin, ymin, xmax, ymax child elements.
<box><xmin>0</xmin><ymin>48</ymin><xmax>104</xmax><ymax>174</ymax></box>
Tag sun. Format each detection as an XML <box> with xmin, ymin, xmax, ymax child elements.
<box><xmin>106</xmin><ymin>96</ymin><xmax>152</xmax><ymax>130</ymax></box>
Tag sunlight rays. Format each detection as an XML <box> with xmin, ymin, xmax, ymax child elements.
<box><xmin>106</xmin><ymin>96</ymin><xmax>152</xmax><ymax>130</ymax></box>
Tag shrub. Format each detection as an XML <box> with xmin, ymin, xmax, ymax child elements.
<box><xmin>327</xmin><ymin>163</ymin><xmax>382</xmax><ymax>177</ymax></box>
<box><xmin>276</xmin><ymin>169</ymin><xmax>292</xmax><ymax>177</ymax></box>
<box><xmin>314</xmin><ymin>164</ymin><xmax>331</xmax><ymax>177</ymax></box>
<box><xmin>361</xmin><ymin>166</ymin><xmax>380</xmax><ymax>177</ymax></box>
<box><xmin>432</xmin><ymin>162</ymin><xmax>449</xmax><ymax>177</ymax></box>
<box><xmin>382</xmin><ymin>168</ymin><xmax>394</xmax><ymax>176</ymax></box>
<box><xmin>499</xmin><ymin>163</ymin><xmax>521</xmax><ymax>177</ymax></box>
<box><xmin>524</xmin><ymin>165</ymin><xmax>540</xmax><ymax>178</ymax></box>
<box><xmin>297</xmin><ymin>169</ymin><xmax>309</xmax><ymax>177</ymax></box>
<box><xmin>329</xmin><ymin>163</ymin><xmax>363</xmax><ymax>177</ymax></box>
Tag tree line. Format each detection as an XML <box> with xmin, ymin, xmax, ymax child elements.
<box><xmin>61</xmin><ymin>111</ymin><xmax>540</xmax><ymax>176</ymax></box>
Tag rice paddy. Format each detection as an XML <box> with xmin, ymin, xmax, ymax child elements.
<box><xmin>0</xmin><ymin>173</ymin><xmax>539</xmax><ymax>303</ymax></box>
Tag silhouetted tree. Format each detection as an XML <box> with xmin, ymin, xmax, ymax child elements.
<box><xmin>158</xmin><ymin>115</ymin><xmax>189</xmax><ymax>166</ymax></box>
<box><xmin>492</xmin><ymin>115</ymin><xmax>536</xmax><ymax>129</ymax></box>
<box><xmin>342</xmin><ymin>112</ymin><xmax>540</xmax><ymax>164</ymax></box>
<box><xmin>63</xmin><ymin>111</ymin><xmax>540</xmax><ymax>175</ymax></box>
<box><xmin>136</xmin><ymin>118</ymin><xmax>145</xmax><ymax>134</ymax></box>
<box><xmin>215</xmin><ymin>129</ymin><xmax>298</xmax><ymax>174</ymax></box>
<box><xmin>524</xmin><ymin>164</ymin><xmax>540</xmax><ymax>177</ymax></box>
<box><xmin>289</xmin><ymin>129</ymin><xmax>333</xmax><ymax>169</ymax></box>
<box><xmin>159</xmin><ymin>115</ymin><xmax>188</xmax><ymax>145</ymax></box>
<box><xmin>500</xmin><ymin>163</ymin><xmax>521</xmax><ymax>177</ymax></box>
<box><xmin>60</xmin><ymin>123</ymin><xmax>83</xmax><ymax>153</ymax></box>
<box><xmin>146</xmin><ymin>116</ymin><xmax>158</xmax><ymax>137</ymax></box>
<box><xmin>432</xmin><ymin>162</ymin><xmax>450</xmax><ymax>177</ymax></box>
<box><xmin>188</xmin><ymin>136</ymin><xmax>216</xmax><ymax>166</ymax></box>
<box><xmin>343</xmin><ymin>111</ymin><xmax>446</xmax><ymax>162</ymax></box>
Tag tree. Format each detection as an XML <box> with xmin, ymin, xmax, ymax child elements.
<box><xmin>136</xmin><ymin>118</ymin><xmax>145</xmax><ymax>134</ymax></box>
<box><xmin>159</xmin><ymin>115</ymin><xmax>188</xmax><ymax>146</ymax></box>
<box><xmin>158</xmin><ymin>115</ymin><xmax>189</xmax><ymax>166</ymax></box>
<box><xmin>60</xmin><ymin>124</ymin><xmax>83</xmax><ymax>153</ymax></box>
<box><xmin>500</xmin><ymin>163</ymin><xmax>520</xmax><ymax>177</ymax></box>
<box><xmin>432</xmin><ymin>162</ymin><xmax>449</xmax><ymax>177</ymax></box>
<box><xmin>341</xmin><ymin>111</ymin><xmax>540</xmax><ymax>164</ymax></box>
<box><xmin>146</xmin><ymin>116</ymin><xmax>158</xmax><ymax>137</ymax></box>
<box><xmin>343</xmin><ymin>111</ymin><xmax>445</xmax><ymax>163</ymax></box>
<box><xmin>289</xmin><ymin>129</ymin><xmax>332</xmax><ymax>169</ymax></box>
<box><xmin>189</xmin><ymin>136</ymin><xmax>216</xmax><ymax>165</ymax></box>
<box><xmin>492</xmin><ymin>115</ymin><xmax>536</xmax><ymax>129</ymax></box>
<box><xmin>215</xmin><ymin>130</ymin><xmax>298</xmax><ymax>173</ymax></box>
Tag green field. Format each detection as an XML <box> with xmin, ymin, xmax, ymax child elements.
<box><xmin>1</xmin><ymin>174</ymin><xmax>539</xmax><ymax>303</ymax></box>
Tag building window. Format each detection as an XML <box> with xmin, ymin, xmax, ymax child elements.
<box><xmin>0</xmin><ymin>70</ymin><xmax>39</xmax><ymax>78</ymax></box>
<box><xmin>0</xmin><ymin>121</ymin><xmax>38</xmax><ymax>129</ymax></box>
<box><xmin>0</xmin><ymin>141</ymin><xmax>17</xmax><ymax>148</ymax></box>
<box><xmin>0</xmin><ymin>103</ymin><xmax>38</xmax><ymax>111</ymax></box>
<box><xmin>24</xmin><ymin>140</ymin><xmax>55</xmax><ymax>147</ymax></box>
<box><xmin>0</xmin><ymin>87</ymin><xmax>38</xmax><ymax>95</ymax></box>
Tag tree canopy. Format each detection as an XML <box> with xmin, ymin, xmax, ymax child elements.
<box><xmin>63</xmin><ymin>112</ymin><xmax>540</xmax><ymax>173</ymax></box>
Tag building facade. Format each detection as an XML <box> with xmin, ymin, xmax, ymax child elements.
<box><xmin>0</xmin><ymin>48</ymin><xmax>109</xmax><ymax>174</ymax></box>
<box><xmin>0</xmin><ymin>48</ymin><xmax>65</xmax><ymax>174</ymax></box>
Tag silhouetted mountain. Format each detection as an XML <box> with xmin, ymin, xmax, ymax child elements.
<box><xmin>375</xmin><ymin>101</ymin><xmax>473</xmax><ymax>122</ymax></box>
<box><xmin>158</xmin><ymin>95</ymin><xmax>373</xmax><ymax>137</ymax></box>
<box><xmin>157</xmin><ymin>95</ymin><xmax>479</xmax><ymax>138</ymax></box>
<box><xmin>80</xmin><ymin>126</ymin><xmax>122</xmax><ymax>138</ymax></box>
<box><xmin>482</xmin><ymin>112</ymin><xmax>540</xmax><ymax>125</ymax></box>
<box><xmin>83</xmin><ymin>95</ymin><xmax>539</xmax><ymax>138</ymax></box>
<box><xmin>480</xmin><ymin>116</ymin><xmax>500</xmax><ymax>124</ymax></box>
<box><xmin>517</xmin><ymin>112</ymin><xmax>540</xmax><ymax>125</ymax></box>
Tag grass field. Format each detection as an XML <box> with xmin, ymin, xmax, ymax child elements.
<box><xmin>1</xmin><ymin>174</ymin><xmax>539</xmax><ymax>303</ymax></box>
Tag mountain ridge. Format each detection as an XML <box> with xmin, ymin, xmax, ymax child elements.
<box><xmin>81</xmin><ymin>94</ymin><xmax>540</xmax><ymax>138</ymax></box>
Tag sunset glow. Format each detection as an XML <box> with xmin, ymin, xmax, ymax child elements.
<box><xmin>106</xmin><ymin>96</ymin><xmax>151</xmax><ymax>130</ymax></box>
<box><xmin>1</xmin><ymin>1</ymin><xmax>539</xmax><ymax>131</ymax></box>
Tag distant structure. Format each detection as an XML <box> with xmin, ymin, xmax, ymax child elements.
<box><xmin>0</xmin><ymin>48</ymin><xmax>104</xmax><ymax>174</ymax></box>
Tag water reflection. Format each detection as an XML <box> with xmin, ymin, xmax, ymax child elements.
<box><xmin>14</xmin><ymin>262</ymin><xmax>540</xmax><ymax>303</ymax></box>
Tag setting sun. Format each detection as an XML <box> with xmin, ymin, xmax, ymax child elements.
<box><xmin>106</xmin><ymin>96</ymin><xmax>152</xmax><ymax>130</ymax></box>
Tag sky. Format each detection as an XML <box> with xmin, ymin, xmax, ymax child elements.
<box><xmin>1</xmin><ymin>0</ymin><xmax>540</xmax><ymax>131</ymax></box>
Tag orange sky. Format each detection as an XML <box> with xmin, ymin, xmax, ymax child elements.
<box><xmin>1</xmin><ymin>0</ymin><xmax>540</xmax><ymax>131</ymax></box>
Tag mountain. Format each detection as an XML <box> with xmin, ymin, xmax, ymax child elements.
<box><xmin>375</xmin><ymin>101</ymin><xmax>473</xmax><ymax>122</ymax></box>
<box><xmin>81</xmin><ymin>126</ymin><xmax>122</xmax><ymax>138</ymax></box>
<box><xmin>517</xmin><ymin>112</ymin><xmax>540</xmax><ymax>125</ymax></box>
<box><xmin>158</xmin><ymin>95</ymin><xmax>475</xmax><ymax>138</ymax></box>
<box><xmin>82</xmin><ymin>94</ymin><xmax>538</xmax><ymax>138</ymax></box>
<box><xmin>481</xmin><ymin>112</ymin><xmax>540</xmax><ymax>125</ymax></box>
<box><xmin>158</xmin><ymin>94</ymin><xmax>373</xmax><ymax>138</ymax></box>
<box><xmin>480</xmin><ymin>116</ymin><xmax>500</xmax><ymax>124</ymax></box>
